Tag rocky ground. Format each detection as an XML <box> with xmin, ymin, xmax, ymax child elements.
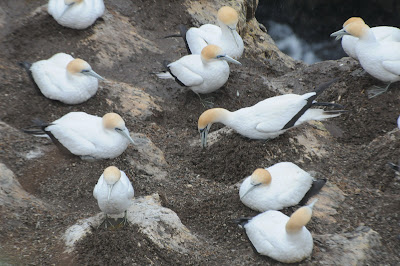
<box><xmin>0</xmin><ymin>0</ymin><xmax>399</xmax><ymax>265</ymax></box>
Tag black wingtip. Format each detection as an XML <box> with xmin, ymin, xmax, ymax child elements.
<box><xmin>162</xmin><ymin>60</ymin><xmax>171</xmax><ymax>70</ymax></box>
<box><xmin>299</xmin><ymin>179</ymin><xmax>327</xmax><ymax>206</ymax></box>
<box><xmin>233</xmin><ymin>217</ymin><xmax>252</xmax><ymax>227</ymax></box>
<box><xmin>314</xmin><ymin>78</ymin><xmax>339</xmax><ymax>96</ymax></box>
<box><xmin>22</xmin><ymin>118</ymin><xmax>51</xmax><ymax>135</ymax></box>
<box><xmin>388</xmin><ymin>162</ymin><xmax>400</xmax><ymax>172</ymax></box>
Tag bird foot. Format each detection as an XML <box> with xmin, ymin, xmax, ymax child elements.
<box><xmin>367</xmin><ymin>84</ymin><xmax>390</xmax><ymax>99</ymax></box>
<box><xmin>98</xmin><ymin>215</ymin><xmax>114</xmax><ymax>229</ymax></box>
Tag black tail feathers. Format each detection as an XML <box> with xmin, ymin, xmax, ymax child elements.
<box><xmin>22</xmin><ymin>118</ymin><xmax>51</xmax><ymax>135</ymax></box>
<box><xmin>299</xmin><ymin>179</ymin><xmax>327</xmax><ymax>206</ymax></box>
<box><xmin>233</xmin><ymin>217</ymin><xmax>252</xmax><ymax>228</ymax></box>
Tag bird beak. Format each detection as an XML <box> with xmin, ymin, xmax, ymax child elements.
<box><xmin>61</xmin><ymin>2</ymin><xmax>75</xmax><ymax>17</ymax></box>
<box><xmin>107</xmin><ymin>184</ymin><xmax>114</xmax><ymax>201</ymax></box>
<box><xmin>83</xmin><ymin>70</ymin><xmax>105</xmax><ymax>80</ymax></box>
<box><xmin>240</xmin><ymin>183</ymin><xmax>260</xmax><ymax>199</ymax></box>
<box><xmin>118</xmin><ymin>128</ymin><xmax>135</xmax><ymax>144</ymax></box>
<box><xmin>221</xmin><ymin>55</ymin><xmax>241</xmax><ymax>65</ymax></box>
<box><xmin>330</xmin><ymin>29</ymin><xmax>349</xmax><ymax>40</ymax></box>
<box><xmin>200</xmin><ymin>127</ymin><xmax>209</xmax><ymax>148</ymax></box>
<box><xmin>307</xmin><ymin>199</ymin><xmax>318</xmax><ymax>209</ymax></box>
<box><xmin>228</xmin><ymin>26</ymin><xmax>240</xmax><ymax>48</ymax></box>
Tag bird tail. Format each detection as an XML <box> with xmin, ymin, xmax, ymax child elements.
<box><xmin>233</xmin><ymin>217</ymin><xmax>252</xmax><ymax>228</ymax></box>
<box><xmin>154</xmin><ymin>71</ymin><xmax>174</xmax><ymax>80</ymax></box>
<box><xmin>299</xmin><ymin>179</ymin><xmax>326</xmax><ymax>205</ymax></box>
<box><xmin>164</xmin><ymin>25</ymin><xmax>191</xmax><ymax>54</ymax></box>
<box><xmin>22</xmin><ymin>118</ymin><xmax>51</xmax><ymax>136</ymax></box>
<box><xmin>301</xmin><ymin>109</ymin><xmax>347</xmax><ymax>122</ymax></box>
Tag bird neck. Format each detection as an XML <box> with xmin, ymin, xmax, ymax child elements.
<box><xmin>359</xmin><ymin>27</ymin><xmax>376</xmax><ymax>42</ymax></box>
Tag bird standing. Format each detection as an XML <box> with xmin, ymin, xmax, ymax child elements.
<box><xmin>23</xmin><ymin>112</ymin><xmax>135</xmax><ymax>160</ymax></box>
<box><xmin>198</xmin><ymin>79</ymin><xmax>344</xmax><ymax>148</ymax></box>
<box><xmin>93</xmin><ymin>166</ymin><xmax>134</xmax><ymax>228</ymax></box>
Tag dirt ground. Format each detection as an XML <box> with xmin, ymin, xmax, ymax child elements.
<box><xmin>0</xmin><ymin>0</ymin><xmax>399</xmax><ymax>265</ymax></box>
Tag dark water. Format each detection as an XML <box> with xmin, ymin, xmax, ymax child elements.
<box><xmin>256</xmin><ymin>0</ymin><xmax>400</xmax><ymax>63</ymax></box>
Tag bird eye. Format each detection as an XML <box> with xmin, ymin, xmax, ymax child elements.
<box><xmin>115</xmin><ymin>128</ymin><xmax>122</xmax><ymax>131</ymax></box>
<box><xmin>81</xmin><ymin>69</ymin><xmax>90</xmax><ymax>73</ymax></box>
<box><xmin>216</xmin><ymin>55</ymin><xmax>224</xmax><ymax>58</ymax></box>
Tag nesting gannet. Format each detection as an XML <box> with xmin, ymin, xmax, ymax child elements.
<box><xmin>331</xmin><ymin>17</ymin><xmax>400</xmax><ymax>60</ymax></box>
<box><xmin>20</xmin><ymin>53</ymin><xmax>104</xmax><ymax>104</ymax></box>
<box><xmin>93</xmin><ymin>166</ymin><xmax>134</xmax><ymax>228</ymax></box>
<box><xmin>155</xmin><ymin>44</ymin><xmax>241</xmax><ymax>95</ymax></box>
<box><xmin>331</xmin><ymin>19</ymin><xmax>400</xmax><ymax>98</ymax></box>
<box><xmin>198</xmin><ymin>79</ymin><xmax>345</xmax><ymax>147</ymax></box>
<box><xmin>178</xmin><ymin>6</ymin><xmax>244</xmax><ymax>59</ymax></box>
<box><xmin>48</xmin><ymin>0</ymin><xmax>105</xmax><ymax>30</ymax></box>
<box><xmin>23</xmin><ymin>112</ymin><xmax>135</xmax><ymax>160</ymax></box>
<box><xmin>238</xmin><ymin>199</ymin><xmax>317</xmax><ymax>263</ymax></box>
<box><xmin>239</xmin><ymin>163</ymin><xmax>326</xmax><ymax>212</ymax></box>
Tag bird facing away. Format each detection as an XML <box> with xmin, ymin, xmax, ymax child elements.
<box><xmin>155</xmin><ymin>44</ymin><xmax>241</xmax><ymax>95</ymax></box>
<box><xmin>23</xmin><ymin>112</ymin><xmax>135</xmax><ymax>160</ymax></box>
<box><xmin>241</xmin><ymin>199</ymin><xmax>317</xmax><ymax>263</ymax></box>
<box><xmin>48</xmin><ymin>0</ymin><xmax>105</xmax><ymax>30</ymax></box>
<box><xmin>21</xmin><ymin>53</ymin><xmax>104</xmax><ymax>104</ymax></box>
<box><xmin>239</xmin><ymin>163</ymin><xmax>326</xmax><ymax>212</ymax></box>
<box><xmin>182</xmin><ymin>6</ymin><xmax>244</xmax><ymax>59</ymax></box>
<box><xmin>331</xmin><ymin>17</ymin><xmax>400</xmax><ymax>60</ymax></box>
<box><xmin>93</xmin><ymin>166</ymin><xmax>134</xmax><ymax>228</ymax></box>
<box><xmin>331</xmin><ymin>18</ymin><xmax>400</xmax><ymax>98</ymax></box>
<box><xmin>198</xmin><ymin>79</ymin><xmax>345</xmax><ymax>148</ymax></box>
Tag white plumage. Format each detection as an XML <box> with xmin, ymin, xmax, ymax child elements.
<box><xmin>239</xmin><ymin>162</ymin><xmax>313</xmax><ymax>212</ymax></box>
<box><xmin>29</xmin><ymin>53</ymin><xmax>103</xmax><ymax>104</ymax></box>
<box><xmin>93</xmin><ymin>167</ymin><xmax>134</xmax><ymax>215</ymax></box>
<box><xmin>27</xmin><ymin>112</ymin><xmax>135</xmax><ymax>160</ymax></box>
<box><xmin>48</xmin><ymin>0</ymin><xmax>105</xmax><ymax>30</ymax></box>
<box><xmin>198</xmin><ymin>80</ymin><xmax>343</xmax><ymax>147</ymax></box>
<box><xmin>156</xmin><ymin>44</ymin><xmax>240</xmax><ymax>94</ymax></box>
<box><xmin>185</xmin><ymin>6</ymin><xmax>244</xmax><ymax>59</ymax></box>
<box><xmin>243</xmin><ymin>200</ymin><xmax>317</xmax><ymax>263</ymax></box>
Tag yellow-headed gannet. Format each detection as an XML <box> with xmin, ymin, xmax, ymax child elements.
<box><xmin>93</xmin><ymin>166</ymin><xmax>134</xmax><ymax>228</ymax></box>
<box><xmin>23</xmin><ymin>112</ymin><xmax>135</xmax><ymax>160</ymax></box>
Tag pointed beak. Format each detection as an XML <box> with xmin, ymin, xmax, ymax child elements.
<box><xmin>118</xmin><ymin>128</ymin><xmax>135</xmax><ymax>145</ymax></box>
<box><xmin>61</xmin><ymin>2</ymin><xmax>75</xmax><ymax>17</ymax></box>
<box><xmin>200</xmin><ymin>127</ymin><xmax>209</xmax><ymax>148</ymax></box>
<box><xmin>221</xmin><ymin>55</ymin><xmax>241</xmax><ymax>65</ymax></box>
<box><xmin>228</xmin><ymin>26</ymin><xmax>240</xmax><ymax>48</ymax></box>
<box><xmin>330</xmin><ymin>29</ymin><xmax>349</xmax><ymax>40</ymax></box>
<box><xmin>240</xmin><ymin>183</ymin><xmax>260</xmax><ymax>199</ymax></box>
<box><xmin>308</xmin><ymin>199</ymin><xmax>318</xmax><ymax>209</ymax></box>
<box><xmin>84</xmin><ymin>70</ymin><xmax>105</xmax><ymax>80</ymax></box>
<box><xmin>107</xmin><ymin>184</ymin><xmax>114</xmax><ymax>201</ymax></box>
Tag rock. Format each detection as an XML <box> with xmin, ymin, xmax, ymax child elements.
<box><xmin>128</xmin><ymin>133</ymin><xmax>168</xmax><ymax>179</ymax></box>
<box><xmin>314</xmin><ymin>226</ymin><xmax>382</xmax><ymax>265</ymax></box>
<box><xmin>82</xmin><ymin>10</ymin><xmax>161</xmax><ymax>66</ymax></box>
<box><xmin>0</xmin><ymin>162</ymin><xmax>47</xmax><ymax>210</ymax></box>
<box><xmin>104</xmin><ymin>80</ymin><xmax>162</xmax><ymax>120</ymax></box>
<box><xmin>63</xmin><ymin>194</ymin><xmax>197</xmax><ymax>253</ymax></box>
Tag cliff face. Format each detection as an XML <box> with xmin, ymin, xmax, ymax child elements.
<box><xmin>0</xmin><ymin>0</ymin><xmax>399</xmax><ymax>265</ymax></box>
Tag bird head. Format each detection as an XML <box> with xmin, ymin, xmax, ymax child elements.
<box><xmin>330</xmin><ymin>18</ymin><xmax>370</xmax><ymax>40</ymax></box>
<box><xmin>102</xmin><ymin>113</ymin><xmax>135</xmax><ymax>144</ymax></box>
<box><xmin>217</xmin><ymin>6</ymin><xmax>241</xmax><ymax>48</ymax></box>
<box><xmin>66</xmin><ymin>58</ymin><xmax>104</xmax><ymax>80</ymax></box>
<box><xmin>198</xmin><ymin>108</ymin><xmax>229</xmax><ymax>148</ymax></box>
<box><xmin>103</xmin><ymin>166</ymin><xmax>121</xmax><ymax>200</ymax></box>
<box><xmin>240</xmin><ymin>168</ymin><xmax>272</xmax><ymax>199</ymax></box>
<box><xmin>285</xmin><ymin>199</ymin><xmax>318</xmax><ymax>233</ymax></box>
<box><xmin>200</xmin><ymin>45</ymin><xmax>241</xmax><ymax>65</ymax></box>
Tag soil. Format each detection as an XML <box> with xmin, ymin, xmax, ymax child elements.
<box><xmin>0</xmin><ymin>0</ymin><xmax>399</xmax><ymax>265</ymax></box>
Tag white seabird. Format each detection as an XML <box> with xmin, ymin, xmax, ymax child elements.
<box><xmin>239</xmin><ymin>199</ymin><xmax>318</xmax><ymax>263</ymax></box>
<box><xmin>23</xmin><ymin>112</ymin><xmax>135</xmax><ymax>160</ymax></box>
<box><xmin>183</xmin><ymin>6</ymin><xmax>244</xmax><ymax>59</ymax></box>
<box><xmin>48</xmin><ymin>0</ymin><xmax>105</xmax><ymax>30</ymax></box>
<box><xmin>198</xmin><ymin>79</ymin><xmax>345</xmax><ymax>147</ymax></box>
<box><xmin>21</xmin><ymin>53</ymin><xmax>104</xmax><ymax>105</ymax></box>
<box><xmin>155</xmin><ymin>44</ymin><xmax>241</xmax><ymax>95</ymax></box>
<box><xmin>239</xmin><ymin>163</ymin><xmax>326</xmax><ymax>212</ymax></box>
<box><xmin>331</xmin><ymin>18</ymin><xmax>400</xmax><ymax>98</ymax></box>
<box><xmin>93</xmin><ymin>166</ymin><xmax>134</xmax><ymax>228</ymax></box>
<box><xmin>331</xmin><ymin>17</ymin><xmax>400</xmax><ymax>60</ymax></box>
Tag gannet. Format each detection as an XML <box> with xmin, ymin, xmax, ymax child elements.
<box><xmin>239</xmin><ymin>163</ymin><xmax>326</xmax><ymax>212</ymax></box>
<box><xmin>331</xmin><ymin>19</ymin><xmax>400</xmax><ymax>98</ymax></box>
<box><xmin>331</xmin><ymin>17</ymin><xmax>400</xmax><ymax>60</ymax></box>
<box><xmin>93</xmin><ymin>166</ymin><xmax>134</xmax><ymax>228</ymax></box>
<box><xmin>20</xmin><ymin>53</ymin><xmax>104</xmax><ymax>104</ymax></box>
<box><xmin>23</xmin><ymin>112</ymin><xmax>135</xmax><ymax>160</ymax></box>
<box><xmin>48</xmin><ymin>0</ymin><xmax>105</xmax><ymax>30</ymax></box>
<box><xmin>155</xmin><ymin>44</ymin><xmax>241</xmax><ymax>95</ymax></box>
<box><xmin>238</xmin><ymin>199</ymin><xmax>317</xmax><ymax>263</ymax></box>
<box><xmin>198</xmin><ymin>79</ymin><xmax>345</xmax><ymax>147</ymax></box>
<box><xmin>180</xmin><ymin>6</ymin><xmax>244</xmax><ymax>59</ymax></box>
